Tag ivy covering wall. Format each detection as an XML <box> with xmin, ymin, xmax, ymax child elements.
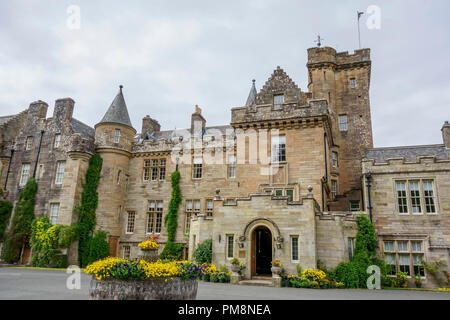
<box><xmin>1</xmin><ymin>178</ymin><xmax>38</xmax><ymax>263</ymax></box>
<box><xmin>160</xmin><ymin>170</ymin><xmax>183</xmax><ymax>260</ymax></box>
<box><xmin>0</xmin><ymin>200</ymin><xmax>13</xmax><ymax>241</ymax></box>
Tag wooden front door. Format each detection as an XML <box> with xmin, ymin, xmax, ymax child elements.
<box><xmin>108</xmin><ymin>237</ymin><xmax>119</xmax><ymax>257</ymax></box>
<box><xmin>21</xmin><ymin>247</ymin><xmax>31</xmax><ymax>265</ymax></box>
<box><xmin>251</xmin><ymin>226</ymin><xmax>273</xmax><ymax>276</ymax></box>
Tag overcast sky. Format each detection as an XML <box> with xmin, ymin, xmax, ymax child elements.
<box><xmin>0</xmin><ymin>0</ymin><xmax>449</xmax><ymax>147</ymax></box>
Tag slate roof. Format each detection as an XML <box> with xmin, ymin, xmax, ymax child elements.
<box><xmin>245</xmin><ymin>80</ymin><xmax>257</xmax><ymax>106</ymax></box>
<box><xmin>99</xmin><ymin>87</ymin><xmax>133</xmax><ymax>127</ymax></box>
<box><xmin>136</xmin><ymin>125</ymin><xmax>233</xmax><ymax>143</ymax></box>
<box><xmin>70</xmin><ymin>118</ymin><xmax>95</xmax><ymax>138</ymax></box>
<box><xmin>365</xmin><ymin>144</ymin><xmax>448</xmax><ymax>163</ymax></box>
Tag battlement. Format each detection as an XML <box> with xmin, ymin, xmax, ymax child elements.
<box><xmin>307</xmin><ymin>46</ymin><xmax>370</xmax><ymax>68</ymax></box>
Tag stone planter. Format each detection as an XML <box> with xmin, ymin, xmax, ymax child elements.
<box><xmin>89</xmin><ymin>277</ymin><xmax>198</xmax><ymax>300</ymax></box>
<box><xmin>139</xmin><ymin>249</ymin><xmax>159</xmax><ymax>262</ymax></box>
<box><xmin>271</xmin><ymin>266</ymin><xmax>282</xmax><ymax>277</ymax></box>
<box><xmin>231</xmin><ymin>264</ymin><xmax>241</xmax><ymax>273</ymax></box>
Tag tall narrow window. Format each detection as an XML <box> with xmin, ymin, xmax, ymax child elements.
<box><xmin>206</xmin><ymin>199</ymin><xmax>213</xmax><ymax>216</ymax></box>
<box><xmin>348</xmin><ymin>238</ymin><xmax>355</xmax><ymax>260</ymax></box>
<box><xmin>228</xmin><ymin>155</ymin><xmax>236</xmax><ymax>178</ymax></box>
<box><xmin>25</xmin><ymin>136</ymin><xmax>33</xmax><ymax>150</ymax></box>
<box><xmin>271</xmin><ymin>135</ymin><xmax>286</xmax><ymax>162</ymax></box>
<box><xmin>185</xmin><ymin>212</ymin><xmax>192</xmax><ymax>231</ymax></box>
<box><xmin>151</xmin><ymin>159</ymin><xmax>158</xmax><ymax>181</ymax></box>
<box><xmin>331</xmin><ymin>180</ymin><xmax>337</xmax><ymax>199</ymax></box>
<box><xmin>19</xmin><ymin>163</ymin><xmax>31</xmax><ymax>186</ymax></box>
<box><xmin>286</xmin><ymin>189</ymin><xmax>294</xmax><ymax>201</ymax></box>
<box><xmin>114</xmin><ymin>129</ymin><xmax>121</xmax><ymax>143</ymax></box>
<box><xmin>126</xmin><ymin>211</ymin><xmax>136</xmax><ymax>234</ymax></box>
<box><xmin>332</xmin><ymin>152</ymin><xmax>338</xmax><ymax>168</ymax></box>
<box><xmin>409</xmin><ymin>181</ymin><xmax>421</xmax><ymax>214</ymax></box>
<box><xmin>55</xmin><ymin>161</ymin><xmax>66</xmax><ymax>184</ymax></box>
<box><xmin>147</xmin><ymin>212</ymin><xmax>154</xmax><ymax>234</ymax></box>
<box><xmin>273</xmin><ymin>94</ymin><xmax>284</xmax><ymax>109</ymax></box>
<box><xmin>193</xmin><ymin>157</ymin><xmax>202</xmax><ymax>179</ymax></box>
<box><xmin>123</xmin><ymin>246</ymin><xmax>131</xmax><ymax>259</ymax></box>
<box><xmin>350</xmin><ymin>78</ymin><xmax>356</xmax><ymax>88</ymax></box>
<box><xmin>193</xmin><ymin>200</ymin><xmax>200</xmax><ymax>212</ymax></box>
<box><xmin>227</xmin><ymin>235</ymin><xmax>234</xmax><ymax>259</ymax></box>
<box><xmin>385</xmin><ymin>253</ymin><xmax>396</xmax><ymax>275</ymax></box>
<box><xmin>155</xmin><ymin>201</ymin><xmax>163</xmax><ymax>233</ymax></box>
<box><xmin>117</xmin><ymin>170</ymin><xmax>121</xmax><ymax>184</ymax></box>
<box><xmin>49</xmin><ymin>203</ymin><xmax>60</xmax><ymax>225</ymax></box>
<box><xmin>159</xmin><ymin>159</ymin><xmax>166</xmax><ymax>180</ymax></box>
<box><xmin>399</xmin><ymin>254</ymin><xmax>410</xmax><ymax>275</ymax></box>
<box><xmin>396</xmin><ymin>182</ymin><xmax>408</xmax><ymax>214</ymax></box>
<box><xmin>339</xmin><ymin>115</ymin><xmax>348</xmax><ymax>131</ymax></box>
<box><xmin>423</xmin><ymin>181</ymin><xmax>436</xmax><ymax>213</ymax></box>
<box><xmin>143</xmin><ymin>160</ymin><xmax>150</xmax><ymax>181</ymax></box>
<box><xmin>54</xmin><ymin>134</ymin><xmax>61</xmax><ymax>148</ymax></box>
<box><xmin>291</xmin><ymin>236</ymin><xmax>299</xmax><ymax>261</ymax></box>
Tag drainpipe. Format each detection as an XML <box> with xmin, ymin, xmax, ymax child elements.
<box><xmin>33</xmin><ymin>130</ymin><xmax>45</xmax><ymax>178</ymax></box>
<box><xmin>4</xmin><ymin>146</ymin><xmax>14</xmax><ymax>190</ymax></box>
<box><xmin>321</xmin><ymin>131</ymin><xmax>328</xmax><ymax>211</ymax></box>
<box><xmin>366</xmin><ymin>170</ymin><xmax>373</xmax><ymax>222</ymax></box>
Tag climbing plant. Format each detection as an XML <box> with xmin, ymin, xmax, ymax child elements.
<box><xmin>1</xmin><ymin>178</ymin><xmax>38</xmax><ymax>263</ymax></box>
<box><xmin>0</xmin><ymin>200</ymin><xmax>13</xmax><ymax>240</ymax></box>
<box><xmin>160</xmin><ymin>170</ymin><xmax>183</xmax><ymax>260</ymax></box>
<box><xmin>75</xmin><ymin>154</ymin><xmax>109</xmax><ymax>267</ymax></box>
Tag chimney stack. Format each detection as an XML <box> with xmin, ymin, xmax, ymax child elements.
<box><xmin>141</xmin><ymin>115</ymin><xmax>160</xmax><ymax>138</ymax></box>
<box><xmin>191</xmin><ymin>105</ymin><xmax>206</xmax><ymax>135</ymax></box>
<box><xmin>442</xmin><ymin>121</ymin><xmax>450</xmax><ymax>148</ymax></box>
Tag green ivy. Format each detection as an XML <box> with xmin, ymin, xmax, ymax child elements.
<box><xmin>160</xmin><ymin>170</ymin><xmax>183</xmax><ymax>260</ymax></box>
<box><xmin>83</xmin><ymin>230</ymin><xmax>110</xmax><ymax>266</ymax></box>
<box><xmin>0</xmin><ymin>201</ymin><xmax>13</xmax><ymax>240</ymax></box>
<box><xmin>194</xmin><ymin>239</ymin><xmax>212</xmax><ymax>264</ymax></box>
<box><xmin>1</xmin><ymin>178</ymin><xmax>38</xmax><ymax>263</ymax></box>
<box><xmin>75</xmin><ymin>154</ymin><xmax>109</xmax><ymax>267</ymax></box>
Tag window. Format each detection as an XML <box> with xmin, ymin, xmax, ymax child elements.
<box><xmin>19</xmin><ymin>163</ymin><xmax>31</xmax><ymax>186</ymax></box>
<box><xmin>151</xmin><ymin>159</ymin><xmax>158</xmax><ymax>181</ymax></box>
<box><xmin>184</xmin><ymin>200</ymin><xmax>198</xmax><ymax>231</ymax></box>
<box><xmin>126</xmin><ymin>211</ymin><xmax>136</xmax><ymax>234</ymax></box>
<box><xmin>383</xmin><ymin>240</ymin><xmax>425</xmax><ymax>277</ymax></box>
<box><xmin>147</xmin><ymin>201</ymin><xmax>163</xmax><ymax>234</ymax></box>
<box><xmin>350</xmin><ymin>200</ymin><xmax>360</xmax><ymax>212</ymax></box>
<box><xmin>273</xmin><ymin>94</ymin><xmax>284</xmax><ymax>109</ymax></box>
<box><xmin>117</xmin><ymin>170</ymin><xmax>121</xmax><ymax>184</ymax></box>
<box><xmin>186</xmin><ymin>200</ymin><xmax>193</xmax><ymax>212</ymax></box>
<box><xmin>339</xmin><ymin>115</ymin><xmax>347</xmax><ymax>131</ymax></box>
<box><xmin>423</xmin><ymin>181</ymin><xmax>436</xmax><ymax>213</ymax></box>
<box><xmin>332</xmin><ymin>152</ymin><xmax>338</xmax><ymax>168</ymax></box>
<box><xmin>54</xmin><ymin>134</ymin><xmax>61</xmax><ymax>148</ymax></box>
<box><xmin>206</xmin><ymin>199</ymin><xmax>213</xmax><ymax>216</ymax></box>
<box><xmin>409</xmin><ymin>181</ymin><xmax>421</xmax><ymax>214</ymax></box>
<box><xmin>286</xmin><ymin>189</ymin><xmax>294</xmax><ymax>201</ymax></box>
<box><xmin>227</xmin><ymin>235</ymin><xmax>234</xmax><ymax>259</ymax></box>
<box><xmin>159</xmin><ymin>159</ymin><xmax>166</xmax><ymax>180</ymax></box>
<box><xmin>228</xmin><ymin>155</ymin><xmax>236</xmax><ymax>178</ymax></box>
<box><xmin>396</xmin><ymin>182</ymin><xmax>408</xmax><ymax>213</ymax></box>
<box><xmin>350</xmin><ymin>78</ymin><xmax>356</xmax><ymax>88</ymax></box>
<box><xmin>193</xmin><ymin>157</ymin><xmax>202</xmax><ymax>179</ymax></box>
<box><xmin>331</xmin><ymin>180</ymin><xmax>337</xmax><ymax>199</ymax></box>
<box><xmin>348</xmin><ymin>238</ymin><xmax>355</xmax><ymax>260</ymax></box>
<box><xmin>275</xmin><ymin>189</ymin><xmax>283</xmax><ymax>197</ymax></box>
<box><xmin>49</xmin><ymin>203</ymin><xmax>60</xmax><ymax>225</ymax></box>
<box><xmin>193</xmin><ymin>200</ymin><xmax>200</xmax><ymax>212</ymax></box>
<box><xmin>185</xmin><ymin>212</ymin><xmax>192</xmax><ymax>231</ymax></box>
<box><xmin>114</xmin><ymin>129</ymin><xmax>121</xmax><ymax>143</ymax></box>
<box><xmin>143</xmin><ymin>160</ymin><xmax>150</xmax><ymax>181</ymax></box>
<box><xmin>395</xmin><ymin>180</ymin><xmax>437</xmax><ymax>215</ymax></box>
<box><xmin>123</xmin><ymin>246</ymin><xmax>131</xmax><ymax>259</ymax></box>
<box><xmin>271</xmin><ymin>135</ymin><xmax>286</xmax><ymax>162</ymax></box>
<box><xmin>25</xmin><ymin>136</ymin><xmax>33</xmax><ymax>150</ymax></box>
<box><xmin>291</xmin><ymin>236</ymin><xmax>299</xmax><ymax>261</ymax></box>
<box><xmin>55</xmin><ymin>161</ymin><xmax>66</xmax><ymax>184</ymax></box>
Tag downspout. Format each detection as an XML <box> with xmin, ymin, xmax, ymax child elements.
<box><xmin>366</xmin><ymin>171</ymin><xmax>373</xmax><ymax>222</ymax></box>
<box><xmin>321</xmin><ymin>131</ymin><xmax>328</xmax><ymax>211</ymax></box>
<box><xmin>32</xmin><ymin>130</ymin><xmax>45</xmax><ymax>178</ymax></box>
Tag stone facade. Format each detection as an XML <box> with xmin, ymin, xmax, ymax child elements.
<box><xmin>1</xmin><ymin>45</ymin><xmax>448</xmax><ymax>288</ymax></box>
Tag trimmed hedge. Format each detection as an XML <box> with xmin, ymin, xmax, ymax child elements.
<box><xmin>194</xmin><ymin>239</ymin><xmax>212</xmax><ymax>264</ymax></box>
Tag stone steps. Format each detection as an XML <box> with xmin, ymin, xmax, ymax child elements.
<box><xmin>238</xmin><ymin>279</ymin><xmax>273</xmax><ymax>287</ymax></box>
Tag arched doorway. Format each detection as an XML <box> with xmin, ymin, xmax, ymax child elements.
<box><xmin>251</xmin><ymin>226</ymin><xmax>272</xmax><ymax>276</ymax></box>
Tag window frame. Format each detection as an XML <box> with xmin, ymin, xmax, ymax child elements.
<box><xmin>291</xmin><ymin>236</ymin><xmax>299</xmax><ymax>262</ymax></box>
<box><xmin>273</xmin><ymin>94</ymin><xmax>284</xmax><ymax>109</ymax></box>
<box><xmin>383</xmin><ymin>239</ymin><xmax>425</xmax><ymax>278</ymax></box>
<box><xmin>338</xmin><ymin>115</ymin><xmax>348</xmax><ymax>132</ymax></box>
<box><xmin>226</xmin><ymin>234</ymin><xmax>234</xmax><ymax>259</ymax></box>
<box><xmin>25</xmin><ymin>136</ymin><xmax>34</xmax><ymax>151</ymax></box>
<box><xmin>54</xmin><ymin>134</ymin><xmax>61</xmax><ymax>148</ymax></box>
<box><xmin>49</xmin><ymin>203</ymin><xmax>60</xmax><ymax>225</ymax></box>
<box><xmin>271</xmin><ymin>135</ymin><xmax>286</xmax><ymax>163</ymax></box>
<box><xmin>19</xmin><ymin>163</ymin><xmax>31</xmax><ymax>186</ymax></box>
<box><xmin>55</xmin><ymin>161</ymin><xmax>66</xmax><ymax>185</ymax></box>
<box><xmin>114</xmin><ymin>129</ymin><xmax>121</xmax><ymax>143</ymax></box>
<box><xmin>394</xmin><ymin>179</ymin><xmax>438</xmax><ymax>215</ymax></box>
<box><xmin>192</xmin><ymin>157</ymin><xmax>203</xmax><ymax>179</ymax></box>
<box><xmin>126</xmin><ymin>211</ymin><xmax>136</xmax><ymax>234</ymax></box>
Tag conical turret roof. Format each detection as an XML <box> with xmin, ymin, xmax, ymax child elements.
<box><xmin>99</xmin><ymin>85</ymin><xmax>133</xmax><ymax>127</ymax></box>
<box><xmin>245</xmin><ymin>79</ymin><xmax>257</xmax><ymax>106</ymax></box>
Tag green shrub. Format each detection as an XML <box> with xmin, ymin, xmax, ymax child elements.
<box><xmin>2</xmin><ymin>179</ymin><xmax>37</xmax><ymax>263</ymax></box>
<box><xmin>159</xmin><ymin>242</ymin><xmax>184</xmax><ymax>261</ymax></box>
<box><xmin>0</xmin><ymin>201</ymin><xmax>13</xmax><ymax>240</ymax></box>
<box><xmin>83</xmin><ymin>231</ymin><xmax>110</xmax><ymax>266</ymax></box>
<box><xmin>218</xmin><ymin>264</ymin><xmax>229</xmax><ymax>273</ymax></box>
<box><xmin>194</xmin><ymin>239</ymin><xmax>212</xmax><ymax>264</ymax></box>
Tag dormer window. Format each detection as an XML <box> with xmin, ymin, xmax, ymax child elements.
<box><xmin>114</xmin><ymin>129</ymin><xmax>121</xmax><ymax>143</ymax></box>
<box><xmin>273</xmin><ymin>94</ymin><xmax>284</xmax><ymax>109</ymax></box>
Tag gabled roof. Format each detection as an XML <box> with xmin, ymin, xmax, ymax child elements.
<box><xmin>245</xmin><ymin>80</ymin><xmax>257</xmax><ymax>106</ymax></box>
<box><xmin>98</xmin><ymin>86</ymin><xmax>133</xmax><ymax>128</ymax></box>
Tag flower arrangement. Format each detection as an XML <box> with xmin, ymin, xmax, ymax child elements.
<box><xmin>395</xmin><ymin>271</ymin><xmax>408</xmax><ymax>288</ymax></box>
<box><xmin>138</xmin><ymin>235</ymin><xmax>160</xmax><ymax>251</ymax></box>
<box><xmin>414</xmin><ymin>274</ymin><xmax>422</xmax><ymax>288</ymax></box>
<box><xmin>85</xmin><ymin>257</ymin><xmax>204</xmax><ymax>281</ymax></box>
<box><xmin>283</xmin><ymin>273</ymin><xmax>343</xmax><ymax>289</ymax></box>
<box><xmin>271</xmin><ymin>259</ymin><xmax>281</xmax><ymax>267</ymax></box>
<box><xmin>230</xmin><ymin>258</ymin><xmax>240</xmax><ymax>265</ymax></box>
<box><xmin>302</xmin><ymin>268</ymin><xmax>327</xmax><ymax>283</ymax></box>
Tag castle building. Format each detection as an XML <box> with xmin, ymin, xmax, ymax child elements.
<box><xmin>0</xmin><ymin>46</ymin><xmax>449</xmax><ymax>287</ymax></box>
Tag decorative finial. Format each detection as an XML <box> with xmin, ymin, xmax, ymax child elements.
<box><xmin>252</xmin><ymin>79</ymin><xmax>255</xmax><ymax>84</ymax></box>
<box><xmin>119</xmin><ymin>85</ymin><xmax>123</xmax><ymax>93</ymax></box>
<box><xmin>315</xmin><ymin>34</ymin><xmax>323</xmax><ymax>47</ymax></box>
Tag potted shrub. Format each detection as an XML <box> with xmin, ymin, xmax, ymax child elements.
<box><xmin>271</xmin><ymin>259</ymin><xmax>282</xmax><ymax>276</ymax></box>
<box><xmin>414</xmin><ymin>274</ymin><xmax>422</xmax><ymax>288</ymax></box>
<box><xmin>395</xmin><ymin>271</ymin><xmax>408</xmax><ymax>288</ymax></box>
<box><xmin>138</xmin><ymin>236</ymin><xmax>160</xmax><ymax>262</ymax></box>
<box><xmin>230</xmin><ymin>258</ymin><xmax>241</xmax><ymax>273</ymax></box>
<box><xmin>85</xmin><ymin>258</ymin><xmax>201</xmax><ymax>300</ymax></box>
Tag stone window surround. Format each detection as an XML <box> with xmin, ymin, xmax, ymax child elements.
<box><xmin>226</xmin><ymin>234</ymin><xmax>234</xmax><ymax>259</ymax></box>
<box><xmin>19</xmin><ymin>163</ymin><xmax>31</xmax><ymax>186</ymax></box>
<box><xmin>55</xmin><ymin>161</ymin><xmax>66</xmax><ymax>185</ymax></box>
<box><xmin>290</xmin><ymin>235</ymin><xmax>299</xmax><ymax>262</ymax></box>
<box><xmin>49</xmin><ymin>202</ymin><xmax>60</xmax><ymax>225</ymax></box>
<box><xmin>393</xmin><ymin>178</ymin><xmax>439</xmax><ymax>215</ymax></box>
<box><xmin>53</xmin><ymin>133</ymin><xmax>61</xmax><ymax>148</ymax></box>
<box><xmin>25</xmin><ymin>136</ymin><xmax>34</xmax><ymax>150</ymax></box>
<box><xmin>272</xmin><ymin>93</ymin><xmax>285</xmax><ymax>110</ymax></box>
<box><xmin>123</xmin><ymin>245</ymin><xmax>131</xmax><ymax>259</ymax></box>
<box><xmin>338</xmin><ymin>114</ymin><xmax>348</xmax><ymax>132</ymax></box>
<box><xmin>142</xmin><ymin>158</ymin><xmax>166</xmax><ymax>182</ymax></box>
<box><xmin>114</xmin><ymin>129</ymin><xmax>121</xmax><ymax>143</ymax></box>
<box><xmin>126</xmin><ymin>211</ymin><xmax>136</xmax><ymax>234</ymax></box>
<box><xmin>147</xmin><ymin>200</ymin><xmax>163</xmax><ymax>234</ymax></box>
<box><xmin>192</xmin><ymin>156</ymin><xmax>203</xmax><ymax>179</ymax></box>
